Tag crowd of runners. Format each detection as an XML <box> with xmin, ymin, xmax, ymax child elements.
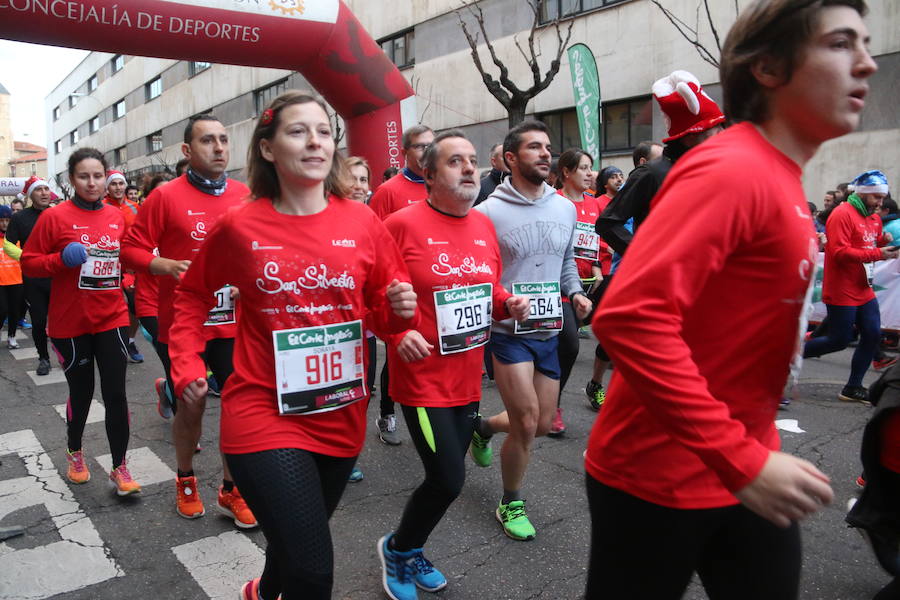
<box><xmin>4</xmin><ymin>0</ymin><xmax>900</xmax><ymax>599</ymax></box>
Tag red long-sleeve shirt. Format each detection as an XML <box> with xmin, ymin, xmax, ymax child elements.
<box><xmin>368</xmin><ymin>172</ymin><xmax>428</xmax><ymax>221</ymax></box>
<box><xmin>21</xmin><ymin>201</ymin><xmax>128</xmax><ymax>338</ymax></box>
<box><xmin>384</xmin><ymin>201</ymin><xmax>511</xmax><ymax>407</ymax></box>
<box><xmin>822</xmin><ymin>201</ymin><xmax>885</xmax><ymax>306</ymax></box>
<box><xmin>120</xmin><ymin>175</ymin><xmax>248</xmax><ymax>343</ymax></box>
<box><xmin>562</xmin><ymin>192</ymin><xmax>607</xmax><ymax>279</ymax></box>
<box><xmin>168</xmin><ymin>196</ymin><xmax>416</xmax><ymax>457</ymax></box>
<box><xmin>587</xmin><ymin>122</ymin><xmax>818</xmax><ymax>509</ymax></box>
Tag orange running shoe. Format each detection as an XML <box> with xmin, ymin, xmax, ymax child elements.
<box><xmin>109</xmin><ymin>462</ymin><xmax>141</xmax><ymax>496</ymax></box>
<box><xmin>66</xmin><ymin>449</ymin><xmax>91</xmax><ymax>484</ymax></box>
<box><xmin>176</xmin><ymin>476</ymin><xmax>205</xmax><ymax>518</ymax></box>
<box><xmin>218</xmin><ymin>486</ymin><xmax>257</xmax><ymax>529</ymax></box>
<box><xmin>239</xmin><ymin>578</ymin><xmax>261</xmax><ymax>600</ymax></box>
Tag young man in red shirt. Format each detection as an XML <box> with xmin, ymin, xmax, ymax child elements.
<box><xmin>585</xmin><ymin>1</ymin><xmax>876</xmax><ymax>598</ymax></box>
<box><xmin>804</xmin><ymin>169</ymin><xmax>897</xmax><ymax>402</ymax></box>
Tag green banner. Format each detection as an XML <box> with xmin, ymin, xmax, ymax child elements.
<box><xmin>567</xmin><ymin>43</ymin><xmax>601</xmax><ymax>169</ymax></box>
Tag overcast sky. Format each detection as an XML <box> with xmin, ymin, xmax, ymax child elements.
<box><xmin>0</xmin><ymin>41</ymin><xmax>88</xmax><ymax>149</ymax></box>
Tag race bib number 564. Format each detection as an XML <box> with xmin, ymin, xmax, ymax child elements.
<box><xmin>512</xmin><ymin>281</ymin><xmax>563</xmax><ymax>334</ymax></box>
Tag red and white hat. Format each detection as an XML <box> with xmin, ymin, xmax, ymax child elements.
<box><xmin>652</xmin><ymin>70</ymin><xmax>725</xmax><ymax>143</ymax></box>
<box><xmin>106</xmin><ymin>170</ymin><xmax>127</xmax><ymax>186</ymax></box>
<box><xmin>22</xmin><ymin>175</ymin><xmax>50</xmax><ymax>199</ymax></box>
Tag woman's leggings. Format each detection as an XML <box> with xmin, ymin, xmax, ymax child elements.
<box><xmin>392</xmin><ymin>401</ymin><xmax>479</xmax><ymax>551</ymax></box>
<box><xmin>0</xmin><ymin>283</ymin><xmax>23</xmax><ymax>338</ymax></box>
<box><xmin>557</xmin><ymin>301</ymin><xmax>580</xmax><ymax>403</ymax></box>
<box><xmin>52</xmin><ymin>327</ymin><xmax>130</xmax><ymax>468</ymax></box>
<box><xmin>585</xmin><ymin>475</ymin><xmax>801</xmax><ymax>600</ymax></box>
<box><xmin>24</xmin><ymin>276</ymin><xmax>50</xmax><ymax>360</ymax></box>
<box><xmin>226</xmin><ymin>448</ymin><xmax>356</xmax><ymax>600</ymax></box>
<box><xmin>803</xmin><ymin>298</ymin><xmax>880</xmax><ymax>387</ymax></box>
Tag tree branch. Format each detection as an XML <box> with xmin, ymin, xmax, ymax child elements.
<box><xmin>455</xmin><ymin>2</ymin><xmax>513</xmax><ymax>107</ymax></box>
<box><xmin>703</xmin><ymin>0</ymin><xmax>722</xmax><ymax>54</ymax></box>
<box><xmin>650</xmin><ymin>0</ymin><xmax>720</xmax><ymax>68</ymax></box>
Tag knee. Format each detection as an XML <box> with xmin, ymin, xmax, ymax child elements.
<box><xmin>509</xmin><ymin>410</ymin><xmax>539</xmax><ymax>438</ymax></box>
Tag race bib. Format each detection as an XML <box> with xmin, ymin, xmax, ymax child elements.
<box><xmin>433</xmin><ymin>283</ymin><xmax>492</xmax><ymax>355</ymax></box>
<box><xmin>78</xmin><ymin>248</ymin><xmax>120</xmax><ymax>290</ymax></box>
<box><xmin>573</xmin><ymin>221</ymin><xmax>599</xmax><ymax>261</ymax></box>
<box><xmin>272</xmin><ymin>320</ymin><xmax>366</xmax><ymax>416</ymax></box>
<box><xmin>865</xmin><ymin>262</ymin><xmax>875</xmax><ymax>287</ymax></box>
<box><xmin>205</xmin><ymin>285</ymin><xmax>236</xmax><ymax>326</ymax></box>
<box><xmin>512</xmin><ymin>281</ymin><xmax>563</xmax><ymax>334</ymax></box>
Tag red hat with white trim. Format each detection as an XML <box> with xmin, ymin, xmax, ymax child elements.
<box><xmin>22</xmin><ymin>175</ymin><xmax>50</xmax><ymax>199</ymax></box>
<box><xmin>106</xmin><ymin>170</ymin><xmax>127</xmax><ymax>186</ymax></box>
<box><xmin>652</xmin><ymin>70</ymin><xmax>725</xmax><ymax>143</ymax></box>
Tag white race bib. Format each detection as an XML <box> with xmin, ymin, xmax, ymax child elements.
<box><xmin>573</xmin><ymin>221</ymin><xmax>600</xmax><ymax>261</ymax></box>
<box><xmin>512</xmin><ymin>281</ymin><xmax>563</xmax><ymax>334</ymax></box>
<box><xmin>865</xmin><ymin>262</ymin><xmax>875</xmax><ymax>287</ymax></box>
<box><xmin>78</xmin><ymin>248</ymin><xmax>120</xmax><ymax>290</ymax></box>
<box><xmin>433</xmin><ymin>283</ymin><xmax>492</xmax><ymax>355</ymax></box>
<box><xmin>205</xmin><ymin>285</ymin><xmax>236</xmax><ymax>326</ymax></box>
<box><xmin>272</xmin><ymin>320</ymin><xmax>366</xmax><ymax>415</ymax></box>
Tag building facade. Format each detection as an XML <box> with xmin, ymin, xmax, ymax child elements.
<box><xmin>46</xmin><ymin>0</ymin><xmax>899</xmax><ymax>203</ymax></box>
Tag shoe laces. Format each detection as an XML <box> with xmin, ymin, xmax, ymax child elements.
<box><xmin>388</xmin><ymin>550</ymin><xmax>415</xmax><ymax>584</ymax></box>
<box><xmin>504</xmin><ymin>501</ymin><xmax>527</xmax><ymax>522</ymax></box>
<box><xmin>472</xmin><ymin>432</ymin><xmax>488</xmax><ymax>449</ymax></box>
<box><xmin>413</xmin><ymin>551</ymin><xmax>435</xmax><ymax>575</ymax></box>
<box><xmin>225</xmin><ymin>488</ymin><xmax>249</xmax><ymax>511</ymax></box>
<box><xmin>68</xmin><ymin>450</ymin><xmax>86</xmax><ymax>471</ymax></box>
<box><xmin>113</xmin><ymin>463</ymin><xmax>134</xmax><ymax>482</ymax></box>
<box><xmin>178</xmin><ymin>477</ymin><xmax>197</xmax><ymax>497</ymax></box>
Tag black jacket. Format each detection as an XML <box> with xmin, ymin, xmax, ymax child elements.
<box><xmin>475</xmin><ymin>169</ymin><xmax>506</xmax><ymax>206</ymax></box>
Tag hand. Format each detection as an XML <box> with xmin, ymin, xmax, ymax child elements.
<box><xmin>150</xmin><ymin>257</ymin><xmax>191</xmax><ymax>279</ymax></box>
<box><xmin>572</xmin><ymin>293</ymin><xmax>593</xmax><ymax>320</ymax></box>
<box><xmin>734</xmin><ymin>451</ymin><xmax>833</xmax><ymax>528</ymax></box>
<box><xmin>885</xmin><ymin>232</ymin><xmax>894</xmax><ymax>243</ymax></box>
<box><xmin>587</xmin><ymin>277</ymin><xmax>603</xmax><ymax>295</ymax></box>
<box><xmin>881</xmin><ymin>246</ymin><xmax>900</xmax><ymax>259</ymax></box>
<box><xmin>181</xmin><ymin>377</ymin><xmax>208</xmax><ymax>407</ymax></box>
<box><xmin>229</xmin><ymin>286</ymin><xmax>240</xmax><ymax>301</ymax></box>
<box><xmin>60</xmin><ymin>242</ymin><xmax>87</xmax><ymax>268</ymax></box>
<box><xmin>505</xmin><ymin>295</ymin><xmax>531</xmax><ymax>322</ymax></box>
<box><xmin>396</xmin><ymin>330</ymin><xmax>433</xmax><ymax>362</ymax></box>
<box><xmin>387</xmin><ymin>279</ymin><xmax>416</xmax><ymax>319</ymax></box>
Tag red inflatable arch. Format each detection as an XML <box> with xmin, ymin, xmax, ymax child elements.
<box><xmin>0</xmin><ymin>0</ymin><xmax>416</xmax><ymax>187</ymax></box>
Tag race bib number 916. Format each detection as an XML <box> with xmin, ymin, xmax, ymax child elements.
<box><xmin>512</xmin><ymin>281</ymin><xmax>563</xmax><ymax>334</ymax></box>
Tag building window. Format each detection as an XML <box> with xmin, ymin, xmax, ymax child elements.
<box><xmin>89</xmin><ymin>116</ymin><xmax>100</xmax><ymax>134</ymax></box>
<box><xmin>145</xmin><ymin>76</ymin><xmax>162</xmax><ymax>101</ymax></box>
<box><xmin>115</xmin><ymin>146</ymin><xmax>127</xmax><ymax>165</ymax></box>
<box><xmin>538</xmin><ymin>109</ymin><xmax>582</xmax><ymax>155</ymax></box>
<box><xmin>147</xmin><ymin>131</ymin><xmax>163</xmax><ymax>153</ymax></box>
<box><xmin>30</xmin><ymin>162</ymin><xmax>36</xmax><ymax>175</ymax></box>
<box><xmin>111</xmin><ymin>54</ymin><xmax>124</xmax><ymax>73</ymax></box>
<box><xmin>53</xmin><ymin>106</ymin><xmax>60</xmax><ymax>121</ymax></box>
<box><xmin>70</xmin><ymin>130</ymin><xmax>79</xmax><ymax>145</ymax></box>
<box><xmin>602</xmin><ymin>96</ymin><xmax>652</xmax><ymax>152</ymax></box>
<box><xmin>190</xmin><ymin>61</ymin><xmax>211</xmax><ymax>76</ymax></box>
<box><xmin>54</xmin><ymin>139</ymin><xmax>62</xmax><ymax>154</ymax></box>
<box><xmin>254</xmin><ymin>78</ymin><xmax>289</xmax><ymax>114</ymax></box>
<box><xmin>379</xmin><ymin>29</ymin><xmax>415</xmax><ymax>68</ymax></box>
<box><xmin>68</xmin><ymin>95</ymin><xmax>78</xmax><ymax>108</ymax></box>
<box><xmin>113</xmin><ymin>99</ymin><xmax>126</xmax><ymax>120</ymax></box>
<box><xmin>540</xmin><ymin>0</ymin><xmax>627</xmax><ymax>22</ymax></box>
<box><xmin>87</xmin><ymin>75</ymin><xmax>98</xmax><ymax>93</ymax></box>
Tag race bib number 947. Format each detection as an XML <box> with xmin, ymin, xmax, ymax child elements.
<box><xmin>512</xmin><ymin>281</ymin><xmax>563</xmax><ymax>334</ymax></box>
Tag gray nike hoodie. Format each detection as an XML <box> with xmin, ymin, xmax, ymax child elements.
<box><xmin>475</xmin><ymin>178</ymin><xmax>582</xmax><ymax>339</ymax></box>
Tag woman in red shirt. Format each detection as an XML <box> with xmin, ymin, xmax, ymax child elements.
<box><xmin>167</xmin><ymin>91</ymin><xmax>417</xmax><ymax>600</ymax></box>
<box><xmin>21</xmin><ymin>147</ymin><xmax>140</xmax><ymax>496</ymax></box>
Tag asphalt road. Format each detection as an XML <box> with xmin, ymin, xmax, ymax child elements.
<box><xmin>0</xmin><ymin>327</ymin><xmax>893</xmax><ymax>600</ymax></box>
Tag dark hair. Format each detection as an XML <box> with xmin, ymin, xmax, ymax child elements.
<box><xmin>402</xmin><ymin>125</ymin><xmax>433</xmax><ymax>149</ymax></box>
<box><xmin>175</xmin><ymin>158</ymin><xmax>190</xmax><ymax>176</ymax></box>
<box><xmin>420</xmin><ymin>130</ymin><xmax>469</xmax><ymax>175</ymax></box>
<box><xmin>10</xmin><ymin>198</ymin><xmax>24</xmax><ymax>208</ymax></box>
<box><xmin>247</xmin><ymin>90</ymin><xmax>351</xmax><ymax>200</ymax></box>
<box><xmin>68</xmin><ymin>147</ymin><xmax>108</xmax><ymax>176</ymax></box>
<box><xmin>632</xmin><ymin>140</ymin><xmax>661</xmax><ymax>167</ymax></box>
<box><xmin>807</xmin><ymin>201</ymin><xmax>819</xmax><ymax>214</ymax></box>
<box><xmin>383</xmin><ymin>166</ymin><xmax>399</xmax><ymax>182</ymax></box>
<box><xmin>557</xmin><ymin>148</ymin><xmax>593</xmax><ymax>185</ymax></box>
<box><xmin>825</xmin><ymin>189</ymin><xmax>837</xmax><ymax>197</ymax></box>
<box><xmin>502</xmin><ymin>120</ymin><xmax>550</xmax><ymax>168</ymax></box>
<box><xmin>125</xmin><ymin>184</ymin><xmax>139</xmax><ymax>194</ymax></box>
<box><xmin>721</xmin><ymin>0</ymin><xmax>867</xmax><ymax>123</ymax></box>
<box><xmin>599</xmin><ymin>166</ymin><xmax>623</xmax><ymax>189</ymax></box>
<box><xmin>883</xmin><ymin>195</ymin><xmax>898</xmax><ymax>215</ymax></box>
<box><xmin>144</xmin><ymin>173</ymin><xmax>173</xmax><ymax>197</ymax></box>
<box><xmin>183</xmin><ymin>114</ymin><xmax>222</xmax><ymax>144</ymax></box>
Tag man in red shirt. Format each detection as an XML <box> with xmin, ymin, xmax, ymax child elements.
<box><xmin>122</xmin><ymin>115</ymin><xmax>256</xmax><ymax>528</ymax></box>
<box><xmin>585</xmin><ymin>1</ymin><xmax>876</xmax><ymax>598</ymax></box>
<box><xmin>804</xmin><ymin>169</ymin><xmax>898</xmax><ymax>402</ymax></box>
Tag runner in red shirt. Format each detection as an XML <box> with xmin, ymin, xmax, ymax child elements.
<box><xmin>21</xmin><ymin>147</ymin><xmax>140</xmax><ymax>496</ymax></box>
<box><xmin>167</xmin><ymin>91</ymin><xmax>417</xmax><ymax>600</ymax></box>
<box><xmin>375</xmin><ymin>131</ymin><xmax>529</xmax><ymax>600</ymax></box>
<box><xmin>121</xmin><ymin>115</ymin><xmax>255</xmax><ymax>528</ymax></box>
<box><xmin>585</xmin><ymin>3</ymin><xmax>877</xmax><ymax>597</ymax></box>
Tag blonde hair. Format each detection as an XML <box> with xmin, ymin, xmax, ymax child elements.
<box><xmin>344</xmin><ymin>156</ymin><xmax>370</xmax><ymax>179</ymax></box>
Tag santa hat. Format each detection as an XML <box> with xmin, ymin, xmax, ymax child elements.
<box><xmin>106</xmin><ymin>170</ymin><xmax>127</xmax><ymax>186</ymax></box>
<box><xmin>850</xmin><ymin>169</ymin><xmax>889</xmax><ymax>195</ymax></box>
<box><xmin>22</xmin><ymin>175</ymin><xmax>50</xmax><ymax>199</ymax></box>
<box><xmin>652</xmin><ymin>70</ymin><xmax>725</xmax><ymax>143</ymax></box>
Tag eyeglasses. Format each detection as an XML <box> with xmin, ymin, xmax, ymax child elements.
<box><xmin>407</xmin><ymin>143</ymin><xmax>431</xmax><ymax>151</ymax></box>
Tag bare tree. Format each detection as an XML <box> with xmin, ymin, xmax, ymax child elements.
<box><xmin>650</xmin><ymin>0</ymin><xmax>741</xmax><ymax>69</ymax></box>
<box><xmin>52</xmin><ymin>173</ymin><xmax>73</xmax><ymax>201</ymax></box>
<box><xmin>456</xmin><ymin>0</ymin><xmax>574</xmax><ymax>128</ymax></box>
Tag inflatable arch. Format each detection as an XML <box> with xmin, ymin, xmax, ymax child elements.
<box><xmin>0</xmin><ymin>0</ymin><xmax>416</xmax><ymax>187</ymax></box>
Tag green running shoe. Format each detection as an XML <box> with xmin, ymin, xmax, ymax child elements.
<box><xmin>469</xmin><ymin>428</ymin><xmax>492</xmax><ymax>467</ymax></box>
<box><xmin>585</xmin><ymin>379</ymin><xmax>605</xmax><ymax>411</ymax></box>
<box><xmin>496</xmin><ymin>500</ymin><xmax>535</xmax><ymax>541</ymax></box>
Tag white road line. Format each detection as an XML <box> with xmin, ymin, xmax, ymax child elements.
<box><xmin>95</xmin><ymin>446</ymin><xmax>175</xmax><ymax>486</ymax></box>
<box><xmin>8</xmin><ymin>348</ymin><xmax>38</xmax><ymax>360</ymax></box>
<box><xmin>171</xmin><ymin>531</ymin><xmax>264</xmax><ymax>600</ymax></box>
<box><xmin>0</xmin><ymin>429</ymin><xmax>122</xmax><ymax>600</ymax></box>
<box><xmin>26</xmin><ymin>370</ymin><xmax>66</xmax><ymax>386</ymax></box>
<box><xmin>53</xmin><ymin>401</ymin><xmax>105</xmax><ymax>425</ymax></box>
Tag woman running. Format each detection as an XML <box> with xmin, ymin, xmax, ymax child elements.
<box><xmin>167</xmin><ymin>91</ymin><xmax>417</xmax><ymax>600</ymax></box>
<box><xmin>21</xmin><ymin>147</ymin><xmax>140</xmax><ymax>496</ymax></box>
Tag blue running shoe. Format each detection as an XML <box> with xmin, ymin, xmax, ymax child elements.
<box><xmin>377</xmin><ymin>534</ymin><xmax>417</xmax><ymax>600</ymax></box>
<box><xmin>348</xmin><ymin>467</ymin><xmax>364</xmax><ymax>483</ymax></box>
<box><xmin>127</xmin><ymin>341</ymin><xmax>144</xmax><ymax>363</ymax></box>
<box><xmin>411</xmin><ymin>549</ymin><xmax>447</xmax><ymax>592</ymax></box>
<box><xmin>18</xmin><ymin>318</ymin><xmax>31</xmax><ymax>330</ymax></box>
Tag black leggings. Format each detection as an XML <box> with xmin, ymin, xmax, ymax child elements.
<box><xmin>226</xmin><ymin>448</ymin><xmax>356</xmax><ymax>600</ymax></box>
<box><xmin>589</xmin><ymin>276</ymin><xmax>612</xmax><ymax>363</ymax></box>
<box><xmin>24</xmin><ymin>276</ymin><xmax>50</xmax><ymax>359</ymax></box>
<box><xmin>52</xmin><ymin>327</ymin><xmax>130</xmax><ymax>468</ymax></box>
<box><xmin>366</xmin><ymin>335</ymin><xmax>377</xmax><ymax>391</ymax></box>
<box><xmin>379</xmin><ymin>359</ymin><xmax>394</xmax><ymax>417</ymax></box>
<box><xmin>157</xmin><ymin>338</ymin><xmax>234</xmax><ymax>411</ymax></box>
<box><xmin>0</xmin><ymin>283</ymin><xmax>23</xmax><ymax>337</ymax></box>
<box><xmin>557</xmin><ymin>301</ymin><xmax>580</xmax><ymax>403</ymax></box>
<box><xmin>393</xmin><ymin>401</ymin><xmax>479</xmax><ymax>551</ymax></box>
<box><xmin>585</xmin><ymin>475</ymin><xmax>801</xmax><ymax>600</ymax></box>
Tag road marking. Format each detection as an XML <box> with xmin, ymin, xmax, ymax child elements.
<box><xmin>26</xmin><ymin>370</ymin><xmax>66</xmax><ymax>386</ymax></box>
<box><xmin>775</xmin><ymin>419</ymin><xmax>805</xmax><ymax>433</ymax></box>
<box><xmin>0</xmin><ymin>331</ymin><xmax>30</xmax><ymax>342</ymax></box>
<box><xmin>95</xmin><ymin>446</ymin><xmax>174</xmax><ymax>486</ymax></box>
<box><xmin>52</xmin><ymin>400</ymin><xmax>105</xmax><ymax>424</ymax></box>
<box><xmin>0</xmin><ymin>429</ymin><xmax>122</xmax><ymax>599</ymax></box>
<box><xmin>9</xmin><ymin>348</ymin><xmax>38</xmax><ymax>360</ymax></box>
<box><xmin>172</xmin><ymin>531</ymin><xmax>264</xmax><ymax>600</ymax></box>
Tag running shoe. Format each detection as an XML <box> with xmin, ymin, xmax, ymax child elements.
<box><xmin>873</xmin><ymin>356</ymin><xmax>899</xmax><ymax>371</ymax></box>
<box><xmin>239</xmin><ymin>577</ymin><xmax>262</xmax><ymax>600</ymax></box>
<box><xmin>65</xmin><ymin>449</ymin><xmax>91</xmax><ymax>484</ymax></box>
<box><xmin>348</xmin><ymin>467</ymin><xmax>364</xmax><ymax>483</ymax></box>
<box><xmin>176</xmin><ymin>476</ymin><xmax>205</xmax><ymax>519</ymax></box>
<box><xmin>127</xmin><ymin>341</ymin><xmax>144</xmax><ymax>363</ymax></box>
<box><xmin>469</xmin><ymin>428</ymin><xmax>492</xmax><ymax>468</ymax></box>
<box><xmin>36</xmin><ymin>358</ymin><xmax>50</xmax><ymax>376</ymax></box>
<box><xmin>6</xmin><ymin>337</ymin><xmax>18</xmax><ymax>349</ymax></box>
<box><xmin>207</xmin><ymin>373</ymin><xmax>221</xmax><ymax>398</ymax></box>
<box><xmin>377</xmin><ymin>534</ymin><xmax>417</xmax><ymax>600</ymax></box>
<box><xmin>411</xmin><ymin>549</ymin><xmax>447</xmax><ymax>592</ymax></box>
<box><xmin>109</xmin><ymin>462</ymin><xmax>141</xmax><ymax>496</ymax></box>
<box><xmin>17</xmin><ymin>318</ymin><xmax>31</xmax><ymax>330</ymax></box>
<box><xmin>547</xmin><ymin>407</ymin><xmax>566</xmax><ymax>438</ymax></box>
<box><xmin>839</xmin><ymin>385</ymin><xmax>870</xmax><ymax>404</ymax></box>
<box><xmin>217</xmin><ymin>486</ymin><xmax>257</xmax><ymax>529</ymax></box>
<box><xmin>376</xmin><ymin>414</ymin><xmax>402</xmax><ymax>446</ymax></box>
<box><xmin>155</xmin><ymin>378</ymin><xmax>173</xmax><ymax>420</ymax></box>
<box><xmin>779</xmin><ymin>397</ymin><xmax>791</xmax><ymax>410</ymax></box>
<box><xmin>496</xmin><ymin>500</ymin><xmax>536</xmax><ymax>541</ymax></box>
<box><xmin>585</xmin><ymin>379</ymin><xmax>605</xmax><ymax>411</ymax></box>
<box><xmin>857</xmin><ymin>475</ymin><xmax>866</xmax><ymax>488</ymax></box>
